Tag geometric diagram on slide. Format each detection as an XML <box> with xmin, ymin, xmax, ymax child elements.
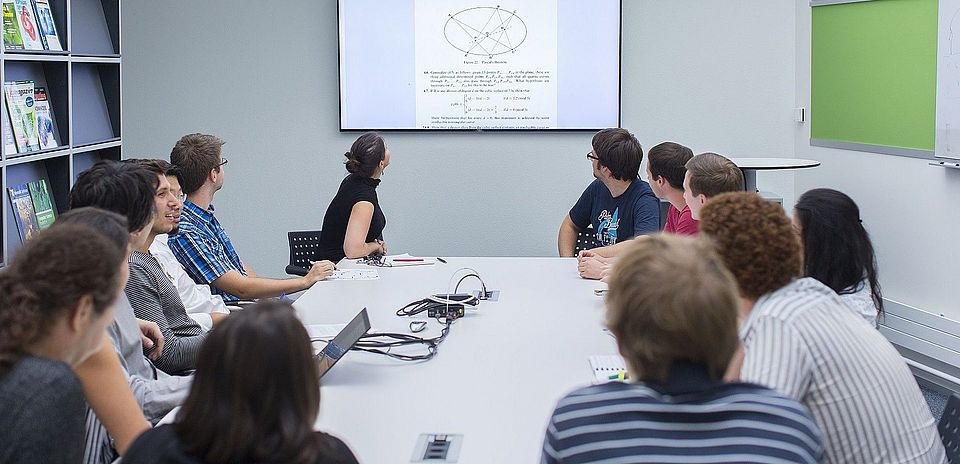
<box><xmin>444</xmin><ymin>6</ymin><xmax>527</xmax><ymax>58</ymax></box>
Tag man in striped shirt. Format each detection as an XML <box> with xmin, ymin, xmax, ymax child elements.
<box><xmin>542</xmin><ymin>235</ymin><xmax>822</xmax><ymax>464</ymax></box>
<box><xmin>700</xmin><ymin>192</ymin><xmax>946</xmax><ymax>463</ymax></box>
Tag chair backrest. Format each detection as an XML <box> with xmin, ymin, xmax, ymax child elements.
<box><xmin>939</xmin><ymin>393</ymin><xmax>960</xmax><ymax>462</ymax></box>
<box><xmin>286</xmin><ymin>230</ymin><xmax>322</xmax><ymax>276</ymax></box>
<box><xmin>573</xmin><ymin>226</ymin><xmax>595</xmax><ymax>256</ymax></box>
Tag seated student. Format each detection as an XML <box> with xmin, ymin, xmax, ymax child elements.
<box><xmin>577</xmin><ymin>150</ymin><xmax>741</xmax><ymax>280</ymax></box>
<box><xmin>700</xmin><ymin>192</ymin><xmax>945</xmax><ymax>464</ymax></box>
<box><xmin>317</xmin><ymin>132</ymin><xmax>391</xmax><ymax>262</ymax></box>
<box><xmin>147</xmin><ymin>161</ymin><xmax>230</xmax><ymax>331</ymax></box>
<box><xmin>575</xmin><ymin>142</ymin><xmax>696</xmax><ymax>279</ymax></box>
<box><xmin>156</xmin><ymin>162</ymin><xmax>231</xmax><ymax>324</ymax></box>
<box><xmin>68</xmin><ymin>162</ymin><xmax>192</xmax><ymax>461</ymax></box>
<box><xmin>122</xmin><ymin>159</ymin><xmax>208</xmax><ymax>373</ymax></box>
<box><xmin>558</xmin><ymin>128</ymin><xmax>659</xmax><ymax>257</ymax></box>
<box><xmin>541</xmin><ymin>235</ymin><xmax>822</xmax><ymax>464</ymax></box>
<box><xmin>794</xmin><ymin>188</ymin><xmax>883</xmax><ymax>326</ymax></box>
<box><xmin>682</xmin><ymin>151</ymin><xmax>745</xmax><ymax>220</ymax></box>
<box><xmin>167</xmin><ymin>133</ymin><xmax>335</xmax><ymax>303</ymax></box>
<box><xmin>0</xmin><ymin>224</ymin><xmax>127</xmax><ymax>463</ymax></box>
<box><xmin>124</xmin><ymin>301</ymin><xmax>358</xmax><ymax>464</ymax></box>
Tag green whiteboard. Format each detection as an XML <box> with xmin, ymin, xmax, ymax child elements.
<box><xmin>811</xmin><ymin>0</ymin><xmax>937</xmax><ymax>155</ymax></box>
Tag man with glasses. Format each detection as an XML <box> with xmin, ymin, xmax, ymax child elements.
<box><xmin>167</xmin><ymin>133</ymin><xmax>334</xmax><ymax>304</ymax></box>
<box><xmin>558</xmin><ymin>128</ymin><xmax>659</xmax><ymax>256</ymax></box>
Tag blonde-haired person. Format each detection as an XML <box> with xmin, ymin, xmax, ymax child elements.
<box><xmin>701</xmin><ymin>192</ymin><xmax>945</xmax><ymax>464</ymax></box>
<box><xmin>541</xmin><ymin>235</ymin><xmax>822</xmax><ymax>464</ymax></box>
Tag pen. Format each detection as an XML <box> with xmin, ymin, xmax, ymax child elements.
<box><xmin>607</xmin><ymin>371</ymin><xmax>629</xmax><ymax>381</ymax></box>
<box><xmin>436</xmin><ymin>257</ymin><xmax>447</xmax><ymax>264</ymax></box>
<box><xmin>393</xmin><ymin>258</ymin><xmax>424</xmax><ymax>262</ymax></box>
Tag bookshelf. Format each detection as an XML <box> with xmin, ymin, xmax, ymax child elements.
<box><xmin>0</xmin><ymin>0</ymin><xmax>120</xmax><ymax>265</ymax></box>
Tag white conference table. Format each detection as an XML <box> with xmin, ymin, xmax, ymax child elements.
<box><xmin>293</xmin><ymin>257</ymin><xmax>616</xmax><ymax>464</ymax></box>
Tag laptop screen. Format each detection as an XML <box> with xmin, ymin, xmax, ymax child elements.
<box><xmin>317</xmin><ymin>308</ymin><xmax>371</xmax><ymax>377</ymax></box>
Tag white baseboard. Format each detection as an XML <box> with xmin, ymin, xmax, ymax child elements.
<box><xmin>879</xmin><ymin>299</ymin><xmax>960</xmax><ymax>393</ymax></box>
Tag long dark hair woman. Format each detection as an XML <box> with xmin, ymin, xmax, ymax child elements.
<box><xmin>123</xmin><ymin>301</ymin><xmax>358</xmax><ymax>464</ymax></box>
<box><xmin>0</xmin><ymin>224</ymin><xmax>129</xmax><ymax>463</ymax></box>
<box><xmin>317</xmin><ymin>131</ymin><xmax>390</xmax><ymax>262</ymax></box>
<box><xmin>794</xmin><ymin>188</ymin><xmax>883</xmax><ymax>326</ymax></box>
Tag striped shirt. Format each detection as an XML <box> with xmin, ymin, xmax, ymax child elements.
<box><xmin>150</xmin><ymin>234</ymin><xmax>230</xmax><ymax>331</ymax></box>
<box><xmin>126</xmin><ymin>250</ymin><xmax>206</xmax><ymax>374</ymax></box>
<box><xmin>168</xmin><ymin>200</ymin><xmax>246</xmax><ymax>302</ymax></box>
<box><xmin>741</xmin><ymin>277</ymin><xmax>946</xmax><ymax>464</ymax></box>
<box><xmin>542</xmin><ymin>363</ymin><xmax>822</xmax><ymax>464</ymax></box>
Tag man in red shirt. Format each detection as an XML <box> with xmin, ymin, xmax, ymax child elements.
<box><xmin>648</xmin><ymin>142</ymin><xmax>698</xmax><ymax>235</ymax></box>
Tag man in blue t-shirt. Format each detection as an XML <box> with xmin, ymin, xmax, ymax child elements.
<box><xmin>558</xmin><ymin>128</ymin><xmax>660</xmax><ymax>256</ymax></box>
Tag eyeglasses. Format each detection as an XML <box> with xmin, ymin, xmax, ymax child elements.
<box><xmin>586</xmin><ymin>151</ymin><xmax>599</xmax><ymax>161</ymax></box>
<box><xmin>218</xmin><ymin>158</ymin><xmax>229</xmax><ymax>167</ymax></box>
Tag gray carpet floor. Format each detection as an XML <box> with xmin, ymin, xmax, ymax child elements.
<box><xmin>922</xmin><ymin>385</ymin><xmax>949</xmax><ymax>422</ymax></box>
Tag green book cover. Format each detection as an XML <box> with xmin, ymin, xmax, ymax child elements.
<box><xmin>28</xmin><ymin>178</ymin><xmax>55</xmax><ymax>230</ymax></box>
<box><xmin>2</xmin><ymin>0</ymin><xmax>22</xmax><ymax>50</ymax></box>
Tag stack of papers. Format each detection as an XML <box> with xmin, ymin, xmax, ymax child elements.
<box><xmin>327</xmin><ymin>269</ymin><xmax>380</xmax><ymax>281</ymax></box>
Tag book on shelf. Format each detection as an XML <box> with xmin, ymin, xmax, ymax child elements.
<box><xmin>33</xmin><ymin>86</ymin><xmax>56</xmax><ymax>149</ymax></box>
<box><xmin>4</xmin><ymin>80</ymin><xmax>40</xmax><ymax>153</ymax></box>
<box><xmin>8</xmin><ymin>182</ymin><xmax>39</xmax><ymax>242</ymax></box>
<box><xmin>11</xmin><ymin>0</ymin><xmax>40</xmax><ymax>50</ymax></box>
<box><xmin>2</xmin><ymin>0</ymin><xmax>22</xmax><ymax>50</ymax></box>
<box><xmin>28</xmin><ymin>178</ymin><xmax>55</xmax><ymax>230</ymax></box>
<box><xmin>33</xmin><ymin>0</ymin><xmax>58</xmax><ymax>51</ymax></box>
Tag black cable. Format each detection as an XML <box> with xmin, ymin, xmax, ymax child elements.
<box><xmin>453</xmin><ymin>273</ymin><xmax>487</xmax><ymax>295</ymax></box>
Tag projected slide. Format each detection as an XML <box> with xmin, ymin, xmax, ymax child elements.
<box><xmin>415</xmin><ymin>1</ymin><xmax>557</xmax><ymax>129</ymax></box>
<box><xmin>339</xmin><ymin>0</ymin><xmax>620</xmax><ymax>130</ymax></box>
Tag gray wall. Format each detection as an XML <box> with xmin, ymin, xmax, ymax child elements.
<box><xmin>122</xmin><ymin>0</ymin><xmax>797</xmax><ymax>276</ymax></box>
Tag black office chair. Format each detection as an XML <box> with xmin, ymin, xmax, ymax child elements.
<box><xmin>938</xmin><ymin>393</ymin><xmax>960</xmax><ymax>463</ymax></box>
<box><xmin>285</xmin><ymin>230</ymin><xmax>322</xmax><ymax>276</ymax></box>
<box><xmin>573</xmin><ymin>226</ymin><xmax>595</xmax><ymax>256</ymax></box>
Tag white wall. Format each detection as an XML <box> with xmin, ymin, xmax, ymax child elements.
<box><xmin>121</xmin><ymin>0</ymin><xmax>797</xmax><ymax>276</ymax></box>
<box><xmin>794</xmin><ymin>1</ymin><xmax>960</xmax><ymax>320</ymax></box>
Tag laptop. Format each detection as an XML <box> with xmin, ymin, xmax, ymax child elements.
<box><xmin>316</xmin><ymin>308</ymin><xmax>371</xmax><ymax>378</ymax></box>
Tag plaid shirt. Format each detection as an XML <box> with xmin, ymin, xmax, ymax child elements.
<box><xmin>168</xmin><ymin>200</ymin><xmax>245</xmax><ymax>302</ymax></box>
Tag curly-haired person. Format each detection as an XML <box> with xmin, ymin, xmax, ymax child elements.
<box><xmin>700</xmin><ymin>192</ymin><xmax>945</xmax><ymax>464</ymax></box>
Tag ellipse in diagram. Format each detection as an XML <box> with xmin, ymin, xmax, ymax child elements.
<box><xmin>444</xmin><ymin>6</ymin><xmax>527</xmax><ymax>57</ymax></box>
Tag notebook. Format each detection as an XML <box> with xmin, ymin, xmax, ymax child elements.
<box><xmin>588</xmin><ymin>355</ymin><xmax>628</xmax><ymax>383</ymax></box>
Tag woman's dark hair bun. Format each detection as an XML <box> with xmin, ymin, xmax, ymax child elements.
<box><xmin>343</xmin><ymin>132</ymin><xmax>385</xmax><ymax>178</ymax></box>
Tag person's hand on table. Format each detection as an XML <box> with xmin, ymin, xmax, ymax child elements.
<box><xmin>578</xmin><ymin>256</ymin><xmax>609</xmax><ymax>280</ymax></box>
<box><xmin>307</xmin><ymin>260</ymin><xmax>336</xmax><ymax>283</ymax></box>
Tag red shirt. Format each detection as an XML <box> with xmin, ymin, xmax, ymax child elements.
<box><xmin>663</xmin><ymin>204</ymin><xmax>699</xmax><ymax>236</ymax></box>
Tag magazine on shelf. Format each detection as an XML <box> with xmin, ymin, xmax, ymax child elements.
<box><xmin>33</xmin><ymin>86</ymin><xmax>56</xmax><ymax>149</ymax></box>
<box><xmin>12</xmin><ymin>0</ymin><xmax>41</xmax><ymax>50</ymax></box>
<box><xmin>2</xmin><ymin>0</ymin><xmax>22</xmax><ymax>50</ymax></box>
<box><xmin>33</xmin><ymin>0</ymin><xmax>58</xmax><ymax>50</ymax></box>
<box><xmin>28</xmin><ymin>178</ymin><xmax>55</xmax><ymax>230</ymax></box>
<box><xmin>5</xmin><ymin>80</ymin><xmax>39</xmax><ymax>152</ymax></box>
<box><xmin>8</xmin><ymin>182</ymin><xmax>38</xmax><ymax>242</ymax></box>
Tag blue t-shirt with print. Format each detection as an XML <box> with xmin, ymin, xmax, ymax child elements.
<box><xmin>569</xmin><ymin>178</ymin><xmax>660</xmax><ymax>248</ymax></box>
